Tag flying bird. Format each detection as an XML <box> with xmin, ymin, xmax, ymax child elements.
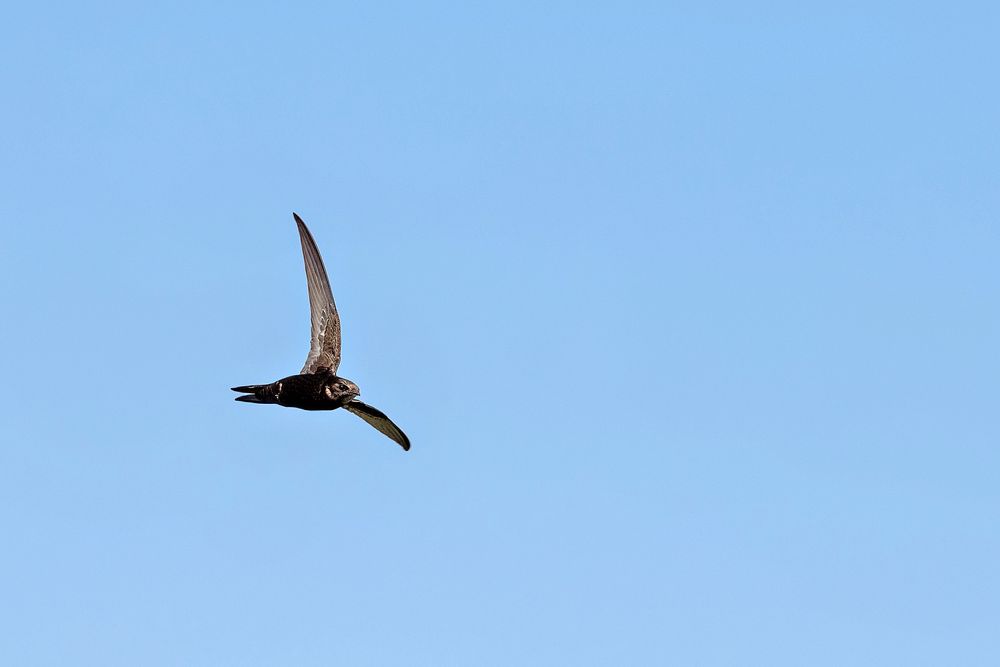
<box><xmin>231</xmin><ymin>213</ymin><xmax>410</xmax><ymax>451</ymax></box>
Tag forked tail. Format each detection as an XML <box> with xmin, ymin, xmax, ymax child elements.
<box><xmin>231</xmin><ymin>384</ymin><xmax>277</xmax><ymax>404</ymax></box>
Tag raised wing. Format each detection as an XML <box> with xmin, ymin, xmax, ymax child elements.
<box><xmin>344</xmin><ymin>400</ymin><xmax>411</xmax><ymax>451</ymax></box>
<box><xmin>294</xmin><ymin>213</ymin><xmax>342</xmax><ymax>374</ymax></box>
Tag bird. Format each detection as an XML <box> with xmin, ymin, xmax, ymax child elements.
<box><xmin>231</xmin><ymin>213</ymin><xmax>410</xmax><ymax>451</ymax></box>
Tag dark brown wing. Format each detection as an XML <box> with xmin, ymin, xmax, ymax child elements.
<box><xmin>343</xmin><ymin>400</ymin><xmax>411</xmax><ymax>451</ymax></box>
<box><xmin>294</xmin><ymin>213</ymin><xmax>342</xmax><ymax>374</ymax></box>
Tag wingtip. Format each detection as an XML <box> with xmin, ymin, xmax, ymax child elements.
<box><xmin>292</xmin><ymin>212</ymin><xmax>304</xmax><ymax>224</ymax></box>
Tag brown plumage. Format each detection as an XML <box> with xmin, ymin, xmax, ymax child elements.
<box><xmin>231</xmin><ymin>213</ymin><xmax>410</xmax><ymax>451</ymax></box>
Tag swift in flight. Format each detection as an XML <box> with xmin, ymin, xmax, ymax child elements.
<box><xmin>232</xmin><ymin>213</ymin><xmax>410</xmax><ymax>451</ymax></box>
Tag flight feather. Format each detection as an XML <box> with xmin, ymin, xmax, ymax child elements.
<box><xmin>294</xmin><ymin>213</ymin><xmax>342</xmax><ymax>374</ymax></box>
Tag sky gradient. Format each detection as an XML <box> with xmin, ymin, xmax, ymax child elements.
<box><xmin>1</xmin><ymin>2</ymin><xmax>998</xmax><ymax>665</ymax></box>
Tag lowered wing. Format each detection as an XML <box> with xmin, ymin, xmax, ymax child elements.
<box><xmin>344</xmin><ymin>400</ymin><xmax>411</xmax><ymax>451</ymax></box>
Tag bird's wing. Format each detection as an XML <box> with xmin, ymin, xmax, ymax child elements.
<box><xmin>344</xmin><ymin>400</ymin><xmax>411</xmax><ymax>451</ymax></box>
<box><xmin>294</xmin><ymin>213</ymin><xmax>342</xmax><ymax>374</ymax></box>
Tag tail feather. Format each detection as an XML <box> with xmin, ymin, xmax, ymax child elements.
<box><xmin>231</xmin><ymin>384</ymin><xmax>266</xmax><ymax>393</ymax></box>
<box><xmin>232</xmin><ymin>382</ymin><xmax>277</xmax><ymax>404</ymax></box>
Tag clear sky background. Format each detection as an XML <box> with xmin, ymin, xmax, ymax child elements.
<box><xmin>1</xmin><ymin>2</ymin><xmax>998</xmax><ymax>665</ymax></box>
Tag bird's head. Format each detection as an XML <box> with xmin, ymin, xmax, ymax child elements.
<box><xmin>324</xmin><ymin>376</ymin><xmax>360</xmax><ymax>402</ymax></box>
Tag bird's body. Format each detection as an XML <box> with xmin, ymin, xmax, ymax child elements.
<box><xmin>233</xmin><ymin>370</ymin><xmax>359</xmax><ymax>411</ymax></box>
<box><xmin>231</xmin><ymin>213</ymin><xmax>410</xmax><ymax>451</ymax></box>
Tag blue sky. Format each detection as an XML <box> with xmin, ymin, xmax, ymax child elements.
<box><xmin>1</xmin><ymin>2</ymin><xmax>998</xmax><ymax>665</ymax></box>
